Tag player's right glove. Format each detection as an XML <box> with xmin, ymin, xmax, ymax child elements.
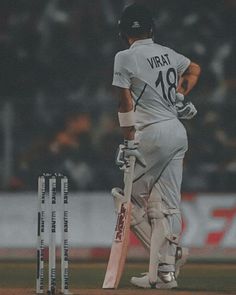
<box><xmin>175</xmin><ymin>93</ymin><xmax>197</xmax><ymax>120</ymax></box>
<box><xmin>115</xmin><ymin>140</ymin><xmax>146</xmax><ymax>169</ymax></box>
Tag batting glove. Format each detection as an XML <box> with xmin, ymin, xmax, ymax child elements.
<box><xmin>177</xmin><ymin>101</ymin><xmax>197</xmax><ymax>120</ymax></box>
<box><xmin>115</xmin><ymin>140</ymin><xmax>146</xmax><ymax>169</ymax></box>
<box><xmin>176</xmin><ymin>92</ymin><xmax>185</xmax><ymax>104</ymax></box>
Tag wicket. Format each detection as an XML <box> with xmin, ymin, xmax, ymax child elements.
<box><xmin>36</xmin><ymin>174</ymin><xmax>69</xmax><ymax>295</ymax></box>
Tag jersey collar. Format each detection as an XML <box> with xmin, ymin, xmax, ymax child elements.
<box><xmin>130</xmin><ymin>38</ymin><xmax>154</xmax><ymax>48</ymax></box>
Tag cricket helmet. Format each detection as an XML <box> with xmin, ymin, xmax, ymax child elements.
<box><xmin>118</xmin><ymin>4</ymin><xmax>154</xmax><ymax>39</ymax></box>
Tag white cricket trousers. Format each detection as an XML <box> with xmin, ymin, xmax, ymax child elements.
<box><xmin>132</xmin><ymin>118</ymin><xmax>188</xmax><ymax>271</ymax></box>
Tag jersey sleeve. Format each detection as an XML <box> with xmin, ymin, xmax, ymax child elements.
<box><xmin>171</xmin><ymin>49</ymin><xmax>191</xmax><ymax>76</ymax></box>
<box><xmin>112</xmin><ymin>51</ymin><xmax>134</xmax><ymax>89</ymax></box>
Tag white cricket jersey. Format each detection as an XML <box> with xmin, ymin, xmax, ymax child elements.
<box><xmin>112</xmin><ymin>38</ymin><xmax>190</xmax><ymax>129</ymax></box>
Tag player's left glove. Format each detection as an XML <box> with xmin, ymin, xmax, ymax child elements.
<box><xmin>175</xmin><ymin>93</ymin><xmax>197</xmax><ymax>120</ymax></box>
<box><xmin>177</xmin><ymin>101</ymin><xmax>197</xmax><ymax>120</ymax></box>
<box><xmin>116</xmin><ymin>140</ymin><xmax>146</xmax><ymax>169</ymax></box>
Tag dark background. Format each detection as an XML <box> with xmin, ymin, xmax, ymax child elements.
<box><xmin>0</xmin><ymin>0</ymin><xmax>235</xmax><ymax>192</ymax></box>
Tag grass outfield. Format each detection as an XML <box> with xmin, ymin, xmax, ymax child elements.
<box><xmin>0</xmin><ymin>261</ymin><xmax>236</xmax><ymax>294</ymax></box>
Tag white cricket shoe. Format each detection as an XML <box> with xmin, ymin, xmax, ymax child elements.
<box><xmin>175</xmin><ymin>246</ymin><xmax>189</xmax><ymax>278</ymax></box>
<box><xmin>131</xmin><ymin>246</ymin><xmax>188</xmax><ymax>289</ymax></box>
<box><xmin>130</xmin><ymin>272</ymin><xmax>177</xmax><ymax>289</ymax></box>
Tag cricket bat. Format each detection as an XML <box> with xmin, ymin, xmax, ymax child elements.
<box><xmin>102</xmin><ymin>156</ymin><xmax>136</xmax><ymax>289</ymax></box>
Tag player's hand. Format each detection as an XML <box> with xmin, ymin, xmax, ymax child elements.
<box><xmin>115</xmin><ymin>140</ymin><xmax>146</xmax><ymax>169</ymax></box>
<box><xmin>177</xmin><ymin>101</ymin><xmax>197</xmax><ymax>120</ymax></box>
<box><xmin>176</xmin><ymin>92</ymin><xmax>185</xmax><ymax>104</ymax></box>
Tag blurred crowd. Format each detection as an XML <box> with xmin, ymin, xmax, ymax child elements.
<box><xmin>0</xmin><ymin>0</ymin><xmax>235</xmax><ymax>192</ymax></box>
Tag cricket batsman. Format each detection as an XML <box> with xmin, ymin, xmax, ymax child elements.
<box><xmin>112</xmin><ymin>3</ymin><xmax>201</xmax><ymax>289</ymax></box>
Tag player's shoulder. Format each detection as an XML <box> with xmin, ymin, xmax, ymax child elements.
<box><xmin>114</xmin><ymin>49</ymin><xmax>135</xmax><ymax>67</ymax></box>
<box><xmin>153</xmin><ymin>42</ymin><xmax>175</xmax><ymax>53</ymax></box>
<box><xmin>115</xmin><ymin>48</ymin><xmax>133</xmax><ymax>60</ymax></box>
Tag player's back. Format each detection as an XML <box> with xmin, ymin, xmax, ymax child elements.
<box><xmin>113</xmin><ymin>39</ymin><xmax>190</xmax><ymax>129</ymax></box>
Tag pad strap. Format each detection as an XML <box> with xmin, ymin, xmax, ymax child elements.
<box><xmin>148</xmin><ymin>201</ymin><xmax>180</xmax><ymax>219</ymax></box>
<box><xmin>162</xmin><ymin>208</ymin><xmax>180</xmax><ymax>215</ymax></box>
<box><xmin>160</xmin><ymin>254</ymin><xmax>176</xmax><ymax>265</ymax></box>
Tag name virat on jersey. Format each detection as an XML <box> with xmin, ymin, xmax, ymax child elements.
<box><xmin>147</xmin><ymin>54</ymin><xmax>171</xmax><ymax>69</ymax></box>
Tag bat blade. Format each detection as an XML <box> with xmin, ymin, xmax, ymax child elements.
<box><xmin>102</xmin><ymin>202</ymin><xmax>131</xmax><ymax>289</ymax></box>
<box><xmin>103</xmin><ymin>156</ymin><xmax>135</xmax><ymax>289</ymax></box>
